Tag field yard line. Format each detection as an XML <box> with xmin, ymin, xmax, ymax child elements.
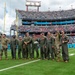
<box><xmin>60</xmin><ymin>53</ymin><xmax>74</xmax><ymax>56</ymax></box>
<box><xmin>0</xmin><ymin>59</ymin><xmax>40</xmax><ymax>72</ymax></box>
<box><xmin>69</xmin><ymin>53</ymin><xmax>75</xmax><ymax>56</ymax></box>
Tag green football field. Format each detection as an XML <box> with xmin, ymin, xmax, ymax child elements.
<box><xmin>0</xmin><ymin>48</ymin><xmax>75</xmax><ymax>75</ymax></box>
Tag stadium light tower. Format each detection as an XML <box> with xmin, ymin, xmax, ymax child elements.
<box><xmin>26</xmin><ymin>0</ymin><xmax>41</xmax><ymax>11</ymax></box>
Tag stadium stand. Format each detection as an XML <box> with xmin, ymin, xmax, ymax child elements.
<box><xmin>17</xmin><ymin>9</ymin><xmax>75</xmax><ymax>20</ymax></box>
<box><xmin>12</xmin><ymin>24</ymin><xmax>75</xmax><ymax>32</ymax></box>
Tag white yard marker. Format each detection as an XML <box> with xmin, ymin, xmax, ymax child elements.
<box><xmin>69</xmin><ymin>53</ymin><xmax>75</xmax><ymax>56</ymax></box>
<box><xmin>0</xmin><ymin>59</ymin><xmax>40</xmax><ymax>72</ymax></box>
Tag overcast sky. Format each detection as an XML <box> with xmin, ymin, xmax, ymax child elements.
<box><xmin>0</xmin><ymin>0</ymin><xmax>75</xmax><ymax>35</ymax></box>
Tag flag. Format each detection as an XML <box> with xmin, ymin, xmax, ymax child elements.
<box><xmin>4</xmin><ymin>3</ymin><xmax>8</xmax><ymax>16</ymax></box>
<box><xmin>3</xmin><ymin>2</ymin><xmax>7</xmax><ymax>33</ymax></box>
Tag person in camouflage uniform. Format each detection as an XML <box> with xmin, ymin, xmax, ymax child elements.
<box><xmin>54</xmin><ymin>31</ymin><xmax>61</xmax><ymax>62</ymax></box>
<box><xmin>1</xmin><ymin>34</ymin><xmax>9</xmax><ymax>59</ymax></box>
<box><xmin>61</xmin><ymin>31</ymin><xmax>69</xmax><ymax>62</ymax></box>
<box><xmin>1</xmin><ymin>34</ymin><xmax>9</xmax><ymax>60</ymax></box>
<box><xmin>22</xmin><ymin>32</ymin><xmax>32</xmax><ymax>59</ymax></box>
<box><xmin>0</xmin><ymin>34</ymin><xmax>2</xmax><ymax>60</ymax></box>
<box><xmin>39</xmin><ymin>33</ymin><xmax>47</xmax><ymax>60</ymax></box>
<box><xmin>47</xmin><ymin>32</ymin><xmax>55</xmax><ymax>60</ymax></box>
<box><xmin>31</xmin><ymin>34</ymin><xmax>39</xmax><ymax>59</ymax></box>
<box><xmin>17</xmin><ymin>36</ymin><xmax>23</xmax><ymax>59</ymax></box>
<box><xmin>51</xmin><ymin>33</ymin><xmax>56</xmax><ymax>60</ymax></box>
<box><xmin>10</xmin><ymin>35</ymin><xmax>18</xmax><ymax>59</ymax></box>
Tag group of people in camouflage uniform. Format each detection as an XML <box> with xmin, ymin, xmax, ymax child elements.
<box><xmin>0</xmin><ymin>30</ymin><xmax>69</xmax><ymax>62</ymax></box>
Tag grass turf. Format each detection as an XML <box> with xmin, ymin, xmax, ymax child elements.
<box><xmin>0</xmin><ymin>48</ymin><xmax>75</xmax><ymax>75</ymax></box>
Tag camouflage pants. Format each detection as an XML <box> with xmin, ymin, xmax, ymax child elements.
<box><xmin>1</xmin><ymin>47</ymin><xmax>7</xmax><ymax>59</ymax></box>
<box><xmin>0</xmin><ymin>50</ymin><xmax>1</xmax><ymax>59</ymax></box>
<box><xmin>55</xmin><ymin>45</ymin><xmax>60</xmax><ymax>60</ymax></box>
<box><xmin>0</xmin><ymin>44</ymin><xmax>2</xmax><ymax>59</ymax></box>
<box><xmin>56</xmin><ymin>49</ymin><xmax>60</xmax><ymax>59</ymax></box>
<box><xmin>40</xmin><ymin>45</ymin><xmax>46</xmax><ymax>60</ymax></box>
<box><xmin>32</xmin><ymin>45</ymin><xmax>39</xmax><ymax>58</ymax></box>
<box><xmin>18</xmin><ymin>48</ymin><xmax>23</xmax><ymax>59</ymax></box>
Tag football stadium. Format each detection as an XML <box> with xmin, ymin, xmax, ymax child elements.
<box><xmin>0</xmin><ymin>0</ymin><xmax>75</xmax><ymax>75</ymax></box>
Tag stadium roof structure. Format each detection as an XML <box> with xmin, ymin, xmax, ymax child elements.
<box><xmin>16</xmin><ymin>9</ymin><xmax>75</xmax><ymax>21</ymax></box>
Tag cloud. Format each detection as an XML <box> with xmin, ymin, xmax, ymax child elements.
<box><xmin>0</xmin><ymin>19</ymin><xmax>3</xmax><ymax>33</ymax></box>
<box><xmin>0</xmin><ymin>13</ymin><xmax>15</xmax><ymax>35</ymax></box>
<box><xmin>0</xmin><ymin>3</ymin><xmax>4</xmax><ymax>19</ymax></box>
<box><xmin>40</xmin><ymin>0</ymin><xmax>75</xmax><ymax>11</ymax></box>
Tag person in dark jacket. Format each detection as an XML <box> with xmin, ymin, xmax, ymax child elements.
<box><xmin>31</xmin><ymin>34</ymin><xmax>39</xmax><ymax>59</ymax></box>
<box><xmin>22</xmin><ymin>32</ymin><xmax>32</xmax><ymax>59</ymax></box>
<box><xmin>39</xmin><ymin>33</ymin><xmax>47</xmax><ymax>60</ymax></box>
<box><xmin>10</xmin><ymin>35</ymin><xmax>18</xmax><ymax>59</ymax></box>
<box><xmin>61</xmin><ymin>31</ymin><xmax>69</xmax><ymax>62</ymax></box>
<box><xmin>17</xmin><ymin>36</ymin><xmax>23</xmax><ymax>59</ymax></box>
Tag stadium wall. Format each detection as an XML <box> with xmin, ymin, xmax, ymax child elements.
<box><xmin>7</xmin><ymin>44</ymin><xmax>75</xmax><ymax>50</ymax></box>
<box><xmin>68</xmin><ymin>44</ymin><xmax>75</xmax><ymax>48</ymax></box>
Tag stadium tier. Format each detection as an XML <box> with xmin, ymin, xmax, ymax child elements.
<box><xmin>18</xmin><ymin>24</ymin><xmax>75</xmax><ymax>32</ymax></box>
<box><xmin>10</xmin><ymin>9</ymin><xmax>75</xmax><ymax>35</ymax></box>
<box><xmin>17</xmin><ymin>9</ymin><xmax>75</xmax><ymax>20</ymax></box>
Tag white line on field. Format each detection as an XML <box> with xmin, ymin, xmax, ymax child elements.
<box><xmin>69</xmin><ymin>53</ymin><xmax>75</xmax><ymax>56</ymax></box>
<box><xmin>60</xmin><ymin>53</ymin><xmax>75</xmax><ymax>56</ymax></box>
<box><xmin>0</xmin><ymin>59</ymin><xmax>40</xmax><ymax>72</ymax></box>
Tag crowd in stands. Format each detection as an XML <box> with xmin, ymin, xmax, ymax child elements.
<box><xmin>18</xmin><ymin>9</ymin><xmax>75</xmax><ymax>20</ymax></box>
<box><xmin>17</xmin><ymin>24</ymin><xmax>75</xmax><ymax>32</ymax></box>
<box><xmin>68</xmin><ymin>36</ymin><xmax>75</xmax><ymax>43</ymax></box>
